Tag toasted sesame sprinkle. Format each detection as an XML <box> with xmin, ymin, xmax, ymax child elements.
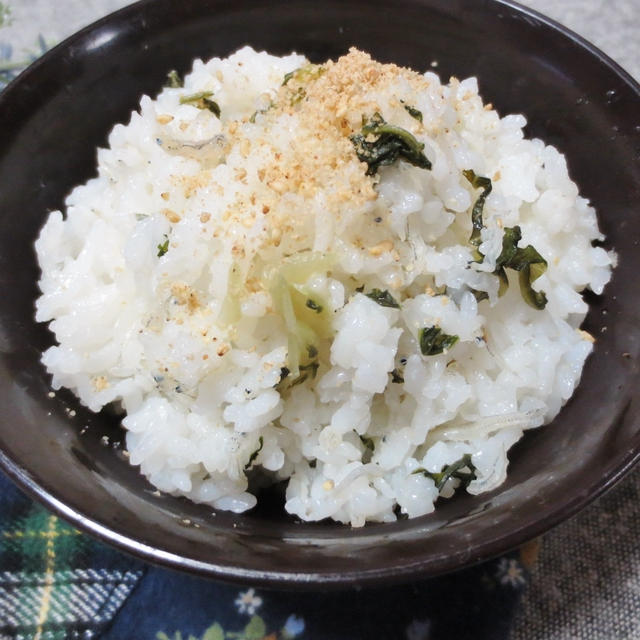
<box><xmin>577</xmin><ymin>329</ymin><xmax>596</xmax><ymax>343</ymax></box>
<box><xmin>162</xmin><ymin>208</ymin><xmax>181</xmax><ymax>223</ymax></box>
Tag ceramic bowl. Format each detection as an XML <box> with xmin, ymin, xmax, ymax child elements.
<box><xmin>0</xmin><ymin>0</ymin><xmax>638</xmax><ymax>587</ymax></box>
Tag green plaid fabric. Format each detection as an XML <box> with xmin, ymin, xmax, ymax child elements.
<box><xmin>0</xmin><ymin>474</ymin><xmax>143</xmax><ymax>640</ymax></box>
<box><xmin>1</xmin><ymin>6</ymin><xmax>145</xmax><ymax>638</ymax></box>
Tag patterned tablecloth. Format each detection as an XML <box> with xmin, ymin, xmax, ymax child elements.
<box><xmin>0</xmin><ymin>2</ymin><xmax>639</xmax><ymax>639</ymax></box>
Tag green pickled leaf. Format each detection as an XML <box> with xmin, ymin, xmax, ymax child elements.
<box><xmin>495</xmin><ymin>267</ymin><xmax>510</xmax><ymax>297</ymax></box>
<box><xmin>244</xmin><ymin>436</ymin><xmax>264</xmax><ymax>470</ymax></box>
<box><xmin>179</xmin><ymin>90</ymin><xmax>212</xmax><ymax>104</ymax></box>
<box><xmin>507</xmin><ymin>243</ymin><xmax>547</xmax><ymax>274</ymax></box>
<box><xmin>350</xmin><ymin>112</ymin><xmax>432</xmax><ymax>176</ymax></box>
<box><xmin>469</xmin><ymin>288</ymin><xmax>489</xmax><ymax>303</ymax></box>
<box><xmin>283</xmin><ymin>64</ymin><xmax>325</xmax><ymax>86</ymax></box>
<box><xmin>300</xmin><ymin>360</ymin><xmax>319</xmax><ymax>379</ymax></box>
<box><xmin>418</xmin><ymin>326</ymin><xmax>459</xmax><ymax>356</ymax></box>
<box><xmin>164</xmin><ymin>69</ymin><xmax>183</xmax><ymax>88</ymax></box>
<box><xmin>249</xmin><ymin>101</ymin><xmax>275</xmax><ymax>123</ymax></box>
<box><xmin>495</xmin><ymin>225</ymin><xmax>548</xmax><ymax>309</ymax></box>
<box><xmin>463</xmin><ymin>169</ymin><xmax>492</xmax><ymax>246</ymax></box>
<box><xmin>157</xmin><ymin>235</ymin><xmax>169</xmax><ymax>257</ymax></box>
<box><xmin>496</xmin><ymin>225</ymin><xmax>522</xmax><ymax>266</ymax></box>
<box><xmin>179</xmin><ymin>91</ymin><xmax>221</xmax><ymax>117</ymax></box>
<box><xmin>518</xmin><ymin>268</ymin><xmax>548</xmax><ymax>310</ymax></box>
<box><xmin>202</xmin><ymin>98</ymin><xmax>221</xmax><ymax>117</ymax></box>
<box><xmin>290</xmin><ymin>86</ymin><xmax>306</xmax><ymax>105</ymax></box>
<box><xmin>285</xmin><ymin>360</ymin><xmax>319</xmax><ymax>389</ymax></box>
<box><xmin>413</xmin><ymin>453</ymin><xmax>477</xmax><ymax>490</ymax></box>
<box><xmin>305</xmin><ymin>298</ymin><xmax>323</xmax><ymax>313</ymax></box>
<box><xmin>364</xmin><ymin>288</ymin><xmax>400</xmax><ymax>308</ymax></box>
<box><xmin>359</xmin><ymin>435</ymin><xmax>375</xmax><ymax>451</ymax></box>
<box><xmin>403</xmin><ymin>103</ymin><xmax>423</xmax><ymax>122</ymax></box>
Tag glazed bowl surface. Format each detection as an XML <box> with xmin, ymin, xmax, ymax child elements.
<box><xmin>0</xmin><ymin>0</ymin><xmax>638</xmax><ymax>587</ymax></box>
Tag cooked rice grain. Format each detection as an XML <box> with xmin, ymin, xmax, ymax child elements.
<box><xmin>35</xmin><ymin>47</ymin><xmax>615</xmax><ymax>525</ymax></box>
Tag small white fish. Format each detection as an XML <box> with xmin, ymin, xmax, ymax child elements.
<box><xmin>429</xmin><ymin>408</ymin><xmax>545</xmax><ymax>443</ymax></box>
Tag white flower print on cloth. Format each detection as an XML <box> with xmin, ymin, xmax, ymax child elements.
<box><xmin>496</xmin><ymin>557</ymin><xmax>526</xmax><ymax>587</ymax></box>
<box><xmin>234</xmin><ymin>588</ymin><xmax>263</xmax><ymax>615</ymax></box>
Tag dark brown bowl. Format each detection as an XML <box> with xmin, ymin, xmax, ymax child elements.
<box><xmin>0</xmin><ymin>0</ymin><xmax>638</xmax><ymax>588</ymax></box>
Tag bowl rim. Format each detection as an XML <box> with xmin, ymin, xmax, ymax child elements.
<box><xmin>0</xmin><ymin>0</ymin><xmax>639</xmax><ymax>588</ymax></box>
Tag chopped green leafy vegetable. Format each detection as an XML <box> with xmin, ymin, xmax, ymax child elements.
<box><xmin>495</xmin><ymin>225</ymin><xmax>548</xmax><ymax>309</ymax></box>
<box><xmin>244</xmin><ymin>436</ymin><xmax>264</xmax><ymax>470</ymax></box>
<box><xmin>249</xmin><ymin>100</ymin><xmax>276</xmax><ymax>123</ymax></box>
<box><xmin>282</xmin><ymin>64</ymin><xmax>325</xmax><ymax>86</ymax></box>
<box><xmin>364</xmin><ymin>288</ymin><xmax>400</xmax><ymax>308</ymax></box>
<box><xmin>202</xmin><ymin>98</ymin><xmax>221</xmax><ymax>117</ymax></box>
<box><xmin>164</xmin><ymin>69</ymin><xmax>183</xmax><ymax>88</ymax></box>
<box><xmin>179</xmin><ymin>90</ymin><xmax>212</xmax><ymax>103</ymax></box>
<box><xmin>463</xmin><ymin>169</ymin><xmax>492</xmax><ymax>247</ymax></box>
<box><xmin>495</xmin><ymin>225</ymin><xmax>520</xmax><ymax>266</ymax></box>
<box><xmin>418</xmin><ymin>326</ymin><xmax>459</xmax><ymax>356</ymax></box>
<box><xmin>461</xmin><ymin>171</ymin><xmax>547</xmax><ymax>310</ymax></box>
<box><xmin>157</xmin><ymin>235</ymin><xmax>169</xmax><ymax>257</ymax></box>
<box><xmin>302</xmin><ymin>360</ymin><xmax>319</xmax><ymax>377</ymax></box>
<box><xmin>179</xmin><ymin>91</ymin><xmax>221</xmax><ymax>118</ymax></box>
<box><xmin>413</xmin><ymin>454</ymin><xmax>477</xmax><ymax>490</ymax></box>
<box><xmin>287</xmin><ymin>361</ymin><xmax>320</xmax><ymax>389</ymax></box>
<box><xmin>391</xmin><ymin>368</ymin><xmax>405</xmax><ymax>383</ymax></box>
<box><xmin>290</xmin><ymin>86</ymin><xmax>306</xmax><ymax>105</ymax></box>
<box><xmin>350</xmin><ymin>112</ymin><xmax>432</xmax><ymax>176</ymax></box>
<box><xmin>403</xmin><ymin>103</ymin><xmax>423</xmax><ymax>123</ymax></box>
<box><xmin>305</xmin><ymin>298</ymin><xmax>323</xmax><ymax>313</ymax></box>
<box><xmin>469</xmin><ymin>288</ymin><xmax>489</xmax><ymax>303</ymax></box>
<box><xmin>359</xmin><ymin>435</ymin><xmax>375</xmax><ymax>452</ymax></box>
<box><xmin>517</xmin><ymin>267</ymin><xmax>548</xmax><ymax>309</ymax></box>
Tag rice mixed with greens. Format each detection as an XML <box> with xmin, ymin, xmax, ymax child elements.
<box><xmin>35</xmin><ymin>47</ymin><xmax>615</xmax><ymax>526</ymax></box>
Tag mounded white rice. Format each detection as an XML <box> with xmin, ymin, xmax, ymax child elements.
<box><xmin>35</xmin><ymin>47</ymin><xmax>615</xmax><ymax>526</ymax></box>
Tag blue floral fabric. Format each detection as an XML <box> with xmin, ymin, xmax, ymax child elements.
<box><xmin>1</xmin><ymin>471</ymin><xmax>531</xmax><ymax>640</ymax></box>
<box><xmin>0</xmin><ymin>3</ymin><xmax>531</xmax><ymax>638</ymax></box>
